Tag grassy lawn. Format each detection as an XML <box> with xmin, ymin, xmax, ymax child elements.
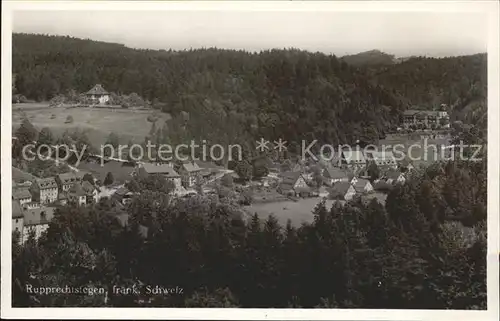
<box><xmin>12</xmin><ymin>104</ymin><xmax>171</xmax><ymax>146</ymax></box>
<box><xmin>244</xmin><ymin>198</ymin><xmax>341</xmax><ymax>227</ymax></box>
<box><xmin>245</xmin><ymin>191</ymin><xmax>388</xmax><ymax>228</ymax></box>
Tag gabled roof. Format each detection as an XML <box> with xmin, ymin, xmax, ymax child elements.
<box><xmin>182</xmin><ymin>162</ymin><xmax>201</xmax><ymax>173</ymax></box>
<box><xmin>328</xmin><ymin>182</ymin><xmax>354</xmax><ymax>197</ymax></box>
<box><xmin>57</xmin><ymin>172</ymin><xmax>83</xmax><ymax>185</ymax></box>
<box><xmin>36</xmin><ymin>177</ymin><xmax>58</xmax><ymax>189</ymax></box>
<box><xmin>140</xmin><ymin>162</ymin><xmax>180</xmax><ymax>177</ymax></box>
<box><xmin>82</xmin><ymin>181</ymin><xmax>97</xmax><ymax>194</ymax></box>
<box><xmin>86</xmin><ymin>84</ymin><xmax>109</xmax><ymax>95</ymax></box>
<box><xmin>194</xmin><ymin>160</ymin><xmax>225</xmax><ymax>171</ymax></box>
<box><xmin>68</xmin><ymin>183</ymin><xmax>86</xmax><ymax>197</ymax></box>
<box><xmin>279</xmin><ymin>171</ymin><xmax>304</xmax><ymax>191</ymax></box>
<box><xmin>353</xmin><ymin>178</ymin><xmax>372</xmax><ymax>193</ymax></box>
<box><xmin>23</xmin><ymin>206</ymin><xmax>55</xmax><ymax>226</ymax></box>
<box><xmin>403</xmin><ymin>109</ymin><xmax>441</xmax><ymax>117</ymax></box>
<box><xmin>12</xmin><ymin>188</ymin><xmax>32</xmax><ymax>200</ymax></box>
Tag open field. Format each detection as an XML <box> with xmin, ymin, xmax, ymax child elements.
<box><xmin>244</xmin><ymin>192</ymin><xmax>388</xmax><ymax>227</ymax></box>
<box><xmin>244</xmin><ymin>198</ymin><xmax>341</xmax><ymax>227</ymax></box>
<box><xmin>12</xmin><ymin>104</ymin><xmax>171</xmax><ymax>146</ymax></box>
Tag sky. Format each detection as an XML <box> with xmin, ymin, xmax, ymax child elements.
<box><xmin>12</xmin><ymin>10</ymin><xmax>488</xmax><ymax>57</ymax></box>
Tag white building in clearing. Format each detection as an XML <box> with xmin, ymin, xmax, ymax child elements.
<box><xmin>86</xmin><ymin>84</ymin><xmax>110</xmax><ymax>105</ymax></box>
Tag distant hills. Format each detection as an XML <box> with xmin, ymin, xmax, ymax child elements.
<box><xmin>341</xmin><ymin>50</ymin><xmax>397</xmax><ymax>66</ymax></box>
<box><xmin>12</xmin><ymin>33</ymin><xmax>487</xmax><ymax>148</ymax></box>
<box><xmin>340</xmin><ymin>50</ymin><xmax>422</xmax><ymax>66</ymax></box>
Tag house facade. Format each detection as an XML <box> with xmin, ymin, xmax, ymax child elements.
<box><xmin>340</xmin><ymin>149</ymin><xmax>367</xmax><ymax>170</ymax></box>
<box><xmin>33</xmin><ymin>178</ymin><xmax>58</xmax><ymax>204</ymax></box>
<box><xmin>13</xmin><ymin>188</ymin><xmax>32</xmax><ymax>206</ymax></box>
<box><xmin>137</xmin><ymin>162</ymin><xmax>183</xmax><ymax>192</ymax></box>
<box><xmin>278</xmin><ymin>171</ymin><xmax>309</xmax><ymax>196</ymax></box>
<box><xmin>82</xmin><ymin>181</ymin><xmax>100</xmax><ymax>204</ymax></box>
<box><xmin>68</xmin><ymin>183</ymin><xmax>87</xmax><ymax>206</ymax></box>
<box><xmin>366</xmin><ymin>151</ymin><xmax>398</xmax><ymax>169</ymax></box>
<box><xmin>86</xmin><ymin>84</ymin><xmax>110</xmax><ymax>105</ymax></box>
<box><xmin>178</xmin><ymin>162</ymin><xmax>202</xmax><ymax>188</ymax></box>
<box><xmin>323</xmin><ymin>167</ymin><xmax>350</xmax><ymax>186</ymax></box>
<box><xmin>56</xmin><ymin>172</ymin><xmax>84</xmax><ymax>192</ymax></box>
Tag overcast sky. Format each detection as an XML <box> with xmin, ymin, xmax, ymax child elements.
<box><xmin>13</xmin><ymin>10</ymin><xmax>488</xmax><ymax>57</ymax></box>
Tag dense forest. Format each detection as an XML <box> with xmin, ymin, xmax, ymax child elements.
<box><xmin>12</xmin><ymin>159</ymin><xmax>486</xmax><ymax>308</ymax></box>
<box><xmin>12</xmin><ymin>33</ymin><xmax>487</xmax><ymax>149</ymax></box>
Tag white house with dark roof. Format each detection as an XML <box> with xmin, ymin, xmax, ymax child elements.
<box><xmin>323</xmin><ymin>167</ymin><xmax>352</xmax><ymax>186</ymax></box>
<box><xmin>177</xmin><ymin>161</ymin><xmax>202</xmax><ymax>188</ymax></box>
<box><xmin>278</xmin><ymin>171</ymin><xmax>310</xmax><ymax>196</ymax></box>
<box><xmin>82</xmin><ymin>181</ymin><xmax>100</xmax><ymax>204</ymax></box>
<box><xmin>86</xmin><ymin>84</ymin><xmax>110</xmax><ymax>105</ymax></box>
<box><xmin>56</xmin><ymin>172</ymin><xmax>85</xmax><ymax>192</ymax></box>
<box><xmin>32</xmin><ymin>177</ymin><xmax>58</xmax><ymax>204</ymax></box>
<box><xmin>137</xmin><ymin>162</ymin><xmax>183</xmax><ymax>191</ymax></box>
<box><xmin>12</xmin><ymin>187</ymin><xmax>32</xmax><ymax>206</ymax></box>
<box><xmin>366</xmin><ymin>150</ymin><xmax>398</xmax><ymax>169</ymax></box>
<box><xmin>340</xmin><ymin>149</ymin><xmax>367</xmax><ymax>170</ymax></box>
<box><xmin>22</xmin><ymin>206</ymin><xmax>55</xmax><ymax>243</ymax></box>
<box><xmin>68</xmin><ymin>183</ymin><xmax>87</xmax><ymax>206</ymax></box>
<box><xmin>328</xmin><ymin>182</ymin><xmax>356</xmax><ymax>201</ymax></box>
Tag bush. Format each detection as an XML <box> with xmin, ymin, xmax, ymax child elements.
<box><xmin>147</xmin><ymin>114</ymin><xmax>159</xmax><ymax>122</ymax></box>
<box><xmin>12</xmin><ymin>94</ymin><xmax>29</xmax><ymax>103</ymax></box>
<box><xmin>65</xmin><ymin>115</ymin><xmax>74</xmax><ymax>124</ymax></box>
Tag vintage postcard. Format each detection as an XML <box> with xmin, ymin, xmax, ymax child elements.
<box><xmin>1</xmin><ymin>1</ymin><xmax>499</xmax><ymax>320</ymax></box>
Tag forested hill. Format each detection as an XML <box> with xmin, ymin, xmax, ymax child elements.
<box><xmin>340</xmin><ymin>49</ymin><xmax>396</xmax><ymax>66</ymax></box>
<box><xmin>12</xmin><ymin>33</ymin><xmax>486</xmax><ymax>147</ymax></box>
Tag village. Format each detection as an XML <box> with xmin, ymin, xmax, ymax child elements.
<box><xmin>12</xmin><ymin>101</ymin><xmax>454</xmax><ymax>242</ymax></box>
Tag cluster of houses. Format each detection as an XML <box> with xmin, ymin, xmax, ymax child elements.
<box><xmin>11</xmin><ymin>170</ymin><xmax>103</xmax><ymax>244</ymax></box>
<box><xmin>274</xmin><ymin>148</ymin><xmax>410</xmax><ymax>201</ymax></box>
<box><xmin>11</xmin><ymin>158</ymin><xmax>235</xmax><ymax>243</ymax></box>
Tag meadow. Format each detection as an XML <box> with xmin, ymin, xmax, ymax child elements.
<box><xmin>244</xmin><ymin>198</ymin><xmax>339</xmax><ymax>227</ymax></box>
<box><xmin>245</xmin><ymin>192</ymin><xmax>388</xmax><ymax>227</ymax></box>
<box><xmin>12</xmin><ymin>103</ymin><xmax>171</xmax><ymax>146</ymax></box>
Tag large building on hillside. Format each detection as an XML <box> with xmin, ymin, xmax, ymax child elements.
<box><xmin>402</xmin><ymin>110</ymin><xmax>449</xmax><ymax>129</ymax></box>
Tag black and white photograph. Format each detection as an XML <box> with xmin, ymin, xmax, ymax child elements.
<box><xmin>1</xmin><ymin>1</ymin><xmax>499</xmax><ymax>320</ymax></box>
